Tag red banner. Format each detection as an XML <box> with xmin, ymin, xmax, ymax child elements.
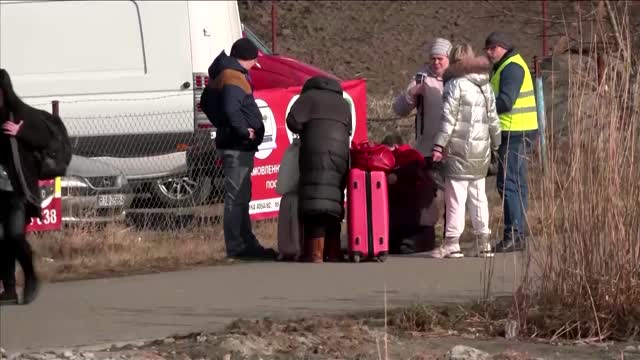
<box><xmin>249</xmin><ymin>79</ymin><xmax>368</xmax><ymax>220</ymax></box>
<box><xmin>26</xmin><ymin>178</ymin><xmax>62</xmax><ymax>232</ymax></box>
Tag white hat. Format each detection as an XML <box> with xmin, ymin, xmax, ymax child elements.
<box><xmin>428</xmin><ymin>38</ymin><xmax>452</xmax><ymax>57</ymax></box>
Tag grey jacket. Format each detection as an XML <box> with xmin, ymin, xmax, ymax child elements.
<box><xmin>392</xmin><ymin>67</ymin><xmax>444</xmax><ymax>156</ymax></box>
<box><xmin>433</xmin><ymin>73</ymin><xmax>501</xmax><ymax>180</ymax></box>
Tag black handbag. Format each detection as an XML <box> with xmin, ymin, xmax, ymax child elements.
<box><xmin>487</xmin><ymin>149</ymin><xmax>499</xmax><ymax>177</ymax></box>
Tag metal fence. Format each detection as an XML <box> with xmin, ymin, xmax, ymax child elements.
<box><xmin>45</xmin><ymin>102</ymin><xmax>227</xmax><ymax>232</ymax></box>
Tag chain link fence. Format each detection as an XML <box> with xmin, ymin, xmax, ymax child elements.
<box><xmin>47</xmin><ymin>105</ymin><xmax>227</xmax><ymax>233</ymax></box>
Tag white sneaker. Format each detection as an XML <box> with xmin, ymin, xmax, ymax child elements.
<box><xmin>425</xmin><ymin>245</ymin><xmax>464</xmax><ymax>259</ymax></box>
<box><xmin>475</xmin><ymin>235</ymin><xmax>495</xmax><ymax>258</ymax></box>
<box><xmin>476</xmin><ymin>245</ymin><xmax>495</xmax><ymax>258</ymax></box>
<box><xmin>445</xmin><ymin>248</ymin><xmax>465</xmax><ymax>258</ymax></box>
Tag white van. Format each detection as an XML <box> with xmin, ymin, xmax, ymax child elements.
<box><xmin>0</xmin><ymin>0</ymin><xmax>242</xmax><ymax>207</ymax></box>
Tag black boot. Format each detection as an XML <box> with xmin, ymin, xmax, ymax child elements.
<box><xmin>0</xmin><ymin>261</ymin><xmax>18</xmax><ymax>306</ymax></box>
<box><xmin>0</xmin><ymin>281</ymin><xmax>18</xmax><ymax>306</ymax></box>
<box><xmin>494</xmin><ymin>237</ymin><xmax>526</xmax><ymax>253</ymax></box>
<box><xmin>22</xmin><ymin>273</ymin><xmax>40</xmax><ymax>305</ymax></box>
<box><xmin>15</xmin><ymin>240</ymin><xmax>40</xmax><ymax>305</ymax></box>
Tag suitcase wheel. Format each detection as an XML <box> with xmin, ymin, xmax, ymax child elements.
<box><xmin>377</xmin><ymin>252</ymin><xmax>388</xmax><ymax>262</ymax></box>
<box><xmin>351</xmin><ymin>253</ymin><xmax>361</xmax><ymax>263</ymax></box>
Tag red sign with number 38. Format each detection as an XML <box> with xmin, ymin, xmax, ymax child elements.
<box><xmin>26</xmin><ymin>178</ymin><xmax>62</xmax><ymax>233</ymax></box>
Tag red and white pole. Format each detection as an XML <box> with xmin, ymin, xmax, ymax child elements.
<box><xmin>271</xmin><ymin>1</ymin><xmax>278</xmax><ymax>54</ymax></box>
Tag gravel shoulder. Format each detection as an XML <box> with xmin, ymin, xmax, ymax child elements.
<box><xmin>4</xmin><ymin>314</ymin><xmax>639</xmax><ymax>360</ymax></box>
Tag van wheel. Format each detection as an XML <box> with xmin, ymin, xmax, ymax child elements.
<box><xmin>151</xmin><ymin>174</ymin><xmax>213</xmax><ymax>208</ymax></box>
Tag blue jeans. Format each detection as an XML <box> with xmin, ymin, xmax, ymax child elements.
<box><xmin>496</xmin><ymin>131</ymin><xmax>536</xmax><ymax>241</ymax></box>
<box><xmin>219</xmin><ymin>149</ymin><xmax>261</xmax><ymax>256</ymax></box>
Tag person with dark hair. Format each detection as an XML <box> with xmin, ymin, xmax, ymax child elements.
<box><xmin>203</xmin><ymin>38</ymin><xmax>275</xmax><ymax>260</ymax></box>
<box><xmin>0</xmin><ymin>68</ymin><xmax>48</xmax><ymax>305</ymax></box>
<box><xmin>286</xmin><ymin>76</ymin><xmax>351</xmax><ymax>263</ymax></box>
<box><xmin>484</xmin><ymin>32</ymin><xmax>538</xmax><ymax>252</ymax></box>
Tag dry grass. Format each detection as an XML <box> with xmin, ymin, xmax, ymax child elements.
<box><xmin>391</xmin><ymin>300</ymin><xmax>515</xmax><ymax>339</ymax></box>
<box><xmin>29</xmin><ymin>220</ymin><xmax>278</xmax><ymax>282</ymax></box>
<box><xmin>510</xmin><ymin>1</ymin><xmax>640</xmax><ymax>342</ymax></box>
<box><xmin>367</xmin><ymin>93</ymin><xmax>415</xmax><ymax>144</ymax></box>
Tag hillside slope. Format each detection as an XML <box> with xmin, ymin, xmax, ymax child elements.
<box><xmin>239</xmin><ymin>0</ymin><xmax>568</xmax><ymax>98</ymax></box>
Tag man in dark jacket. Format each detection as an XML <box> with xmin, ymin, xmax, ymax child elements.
<box><xmin>0</xmin><ymin>69</ymin><xmax>48</xmax><ymax>305</ymax></box>
<box><xmin>203</xmin><ymin>39</ymin><xmax>274</xmax><ymax>259</ymax></box>
<box><xmin>286</xmin><ymin>76</ymin><xmax>351</xmax><ymax>263</ymax></box>
<box><xmin>485</xmin><ymin>32</ymin><xmax>539</xmax><ymax>252</ymax></box>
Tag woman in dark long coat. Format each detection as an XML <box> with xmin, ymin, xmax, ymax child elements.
<box><xmin>0</xmin><ymin>69</ymin><xmax>49</xmax><ymax>305</ymax></box>
<box><xmin>286</xmin><ymin>76</ymin><xmax>351</xmax><ymax>263</ymax></box>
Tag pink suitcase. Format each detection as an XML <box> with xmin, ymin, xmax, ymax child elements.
<box><xmin>347</xmin><ymin>169</ymin><xmax>389</xmax><ymax>262</ymax></box>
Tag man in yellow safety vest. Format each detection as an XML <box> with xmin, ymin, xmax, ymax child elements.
<box><xmin>484</xmin><ymin>32</ymin><xmax>538</xmax><ymax>253</ymax></box>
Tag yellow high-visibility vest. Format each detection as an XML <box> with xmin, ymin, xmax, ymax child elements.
<box><xmin>490</xmin><ymin>53</ymin><xmax>538</xmax><ymax>131</ymax></box>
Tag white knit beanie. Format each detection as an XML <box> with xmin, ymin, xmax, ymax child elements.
<box><xmin>428</xmin><ymin>38</ymin><xmax>452</xmax><ymax>57</ymax></box>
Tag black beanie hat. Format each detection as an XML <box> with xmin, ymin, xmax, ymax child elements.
<box><xmin>230</xmin><ymin>38</ymin><xmax>259</xmax><ymax>61</ymax></box>
<box><xmin>485</xmin><ymin>32</ymin><xmax>513</xmax><ymax>50</ymax></box>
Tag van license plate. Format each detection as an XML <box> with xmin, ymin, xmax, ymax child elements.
<box><xmin>97</xmin><ymin>194</ymin><xmax>125</xmax><ymax>208</ymax></box>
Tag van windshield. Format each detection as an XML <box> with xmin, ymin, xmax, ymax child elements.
<box><xmin>243</xmin><ymin>24</ymin><xmax>273</xmax><ymax>55</ymax></box>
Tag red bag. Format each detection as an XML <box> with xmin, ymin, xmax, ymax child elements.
<box><xmin>350</xmin><ymin>141</ymin><xmax>396</xmax><ymax>172</ymax></box>
<box><xmin>392</xmin><ymin>144</ymin><xmax>426</xmax><ymax>169</ymax></box>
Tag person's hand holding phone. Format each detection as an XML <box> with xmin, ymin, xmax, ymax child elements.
<box><xmin>408</xmin><ymin>84</ymin><xmax>425</xmax><ymax>98</ymax></box>
<box><xmin>408</xmin><ymin>73</ymin><xmax>426</xmax><ymax>99</ymax></box>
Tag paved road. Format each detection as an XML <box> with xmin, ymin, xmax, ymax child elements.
<box><xmin>0</xmin><ymin>255</ymin><xmax>526</xmax><ymax>353</ymax></box>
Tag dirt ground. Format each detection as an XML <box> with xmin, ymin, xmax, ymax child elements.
<box><xmin>25</xmin><ymin>219</ymin><xmax>277</xmax><ymax>283</ymax></box>
<box><xmin>10</xmin><ymin>312</ymin><xmax>640</xmax><ymax>360</ymax></box>
<box><xmin>239</xmin><ymin>1</ymin><xmax>570</xmax><ymax>99</ymax></box>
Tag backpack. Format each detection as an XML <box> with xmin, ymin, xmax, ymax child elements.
<box><xmin>9</xmin><ymin>109</ymin><xmax>72</xmax><ymax>206</ymax></box>
<box><xmin>36</xmin><ymin>110</ymin><xmax>73</xmax><ymax>179</ymax></box>
<box><xmin>199</xmin><ymin>86</ymin><xmax>221</xmax><ymax>128</ymax></box>
<box><xmin>10</xmin><ymin>109</ymin><xmax>72</xmax><ymax>180</ymax></box>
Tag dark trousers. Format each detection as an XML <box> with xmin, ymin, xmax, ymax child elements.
<box><xmin>425</xmin><ymin>156</ymin><xmax>447</xmax><ymax>241</ymax></box>
<box><xmin>219</xmin><ymin>149</ymin><xmax>261</xmax><ymax>257</ymax></box>
<box><xmin>496</xmin><ymin>131</ymin><xmax>535</xmax><ymax>241</ymax></box>
<box><xmin>390</xmin><ymin>225</ymin><xmax>435</xmax><ymax>254</ymax></box>
<box><xmin>304</xmin><ymin>213</ymin><xmax>341</xmax><ymax>240</ymax></box>
<box><xmin>0</xmin><ymin>191</ymin><xmax>36</xmax><ymax>294</ymax></box>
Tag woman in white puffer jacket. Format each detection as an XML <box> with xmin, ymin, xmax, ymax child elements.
<box><xmin>429</xmin><ymin>44</ymin><xmax>502</xmax><ymax>259</ymax></box>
